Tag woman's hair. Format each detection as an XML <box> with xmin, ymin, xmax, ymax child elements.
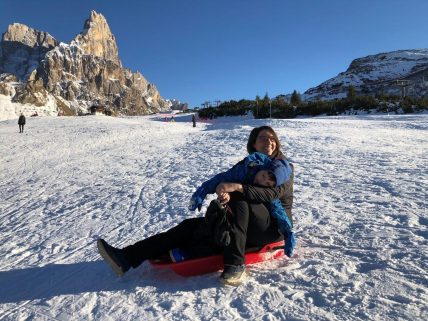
<box><xmin>246</xmin><ymin>126</ymin><xmax>282</xmax><ymax>158</ymax></box>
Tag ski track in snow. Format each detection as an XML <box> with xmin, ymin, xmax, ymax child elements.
<box><xmin>0</xmin><ymin>114</ymin><xmax>427</xmax><ymax>321</ymax></box>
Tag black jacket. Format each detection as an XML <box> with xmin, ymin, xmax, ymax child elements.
<box><xmin>18</xmin><ymin>115</ymin><xmax>26</xmax><ymax>125</ymax></box>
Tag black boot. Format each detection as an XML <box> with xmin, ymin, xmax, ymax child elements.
<box><xmin>97</xmin><ymin>239</ymin><xmax>131</xmax><ymax>276</ymax></box>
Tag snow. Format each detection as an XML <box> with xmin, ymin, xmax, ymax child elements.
<box><xmin>0</xmin><ymin>94</ymin><xmax>58</xmax><ymax>120</ymax></box>
<box><xmin>0</xmin><ymin>113</ymin><xmax>427</xmax><ymax>320</ymax></box>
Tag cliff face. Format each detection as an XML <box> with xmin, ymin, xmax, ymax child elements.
<box><xmin>0</xmin><ymin>23</ymin><xmax>59</xmax><ymax>81</ymax></box>
<box><xmin>73</xmin><ymin>10</ymin><xmax>121</xmax><ymax>65</ymax></box>
<box><xmin>0</xmin><ymin>10</ymin><xmax>170</xmax><ymax>116</ymax></box>
<box><xmin>302</xmin><ymin>50</ymin><xmax>428</xmax><ymax>101</ymax></box>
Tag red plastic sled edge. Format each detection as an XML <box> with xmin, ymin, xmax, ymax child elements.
<box><xmin>149</xmin><ymin>240</ymin><xmax>285</xmax><ymax>277</ymax></box>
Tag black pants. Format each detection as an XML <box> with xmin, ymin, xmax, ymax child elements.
<box><xmin>19</xmin><ymin>124</ymin><xmax>24</xmax><ymax>132</ymax></box>
<box><xmin>122</xmin><ymin>194</ymin><xmax>283</xmax><ymax>268</ymax></box>
<box><xmin>122</xmin><ymin>217</ymin><xmax>215</xmax><ymax>268</ymax></box>
<box><xmin>224</xmin><ymin>192</ymin><xmax>283</xmax><ymax>266</ymax></box>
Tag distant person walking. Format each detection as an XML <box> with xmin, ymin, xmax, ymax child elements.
<box><xmin>192</xmin><ymin>114</ymin><xmax>196</xmax><ymax>127</ymax></box>
<box><xmin>18</xmin><ymin>113</ymin><xmax>26</xmax><ymax>133</ymax></box>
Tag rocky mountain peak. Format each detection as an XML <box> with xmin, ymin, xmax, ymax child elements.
<box><xmin>73</xmin><ymin>10</ymin><xmax>120</xmax><ymax>65</ymax></box>
<box><xmin>2</xmin><ymin>23</ymin><xmax>58</xmax><ymax>49</ymax></box>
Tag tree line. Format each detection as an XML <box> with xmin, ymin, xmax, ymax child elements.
<box><xmin>196</xmin><ymin>86</ymin><xmax>428</xmax><ymax>119</ymax></box>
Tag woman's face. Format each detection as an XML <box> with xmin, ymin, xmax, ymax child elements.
<box><xmin>253</xmin><ymin>129</ymin><xmax>277</xmax><ymax>157</ymax></box>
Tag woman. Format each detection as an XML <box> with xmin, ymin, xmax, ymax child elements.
<box><xmin>97</xmin><ymin>126</ymin><xmax>294</xmax><ymax>284</ymax></box>
<box><xmin>194</xmin><ymin>125</ymin><xmax>294</xmax><ymax>284</ymax></box>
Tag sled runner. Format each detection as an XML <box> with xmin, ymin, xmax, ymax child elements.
<box><xmin>149</xmin><ymin>240</ymin><xmax>285</xmax><ymax>276</ymax></box>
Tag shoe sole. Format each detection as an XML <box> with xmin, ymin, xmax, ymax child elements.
<box><xmin>219</xmin><ymin>271</ymin><xmax>246</xmax><ymax>286</ymax></box>
<box><xmin>97</xmin><ymin>239</ymin><xmax>125</xmax><ymax>277</ymax></box>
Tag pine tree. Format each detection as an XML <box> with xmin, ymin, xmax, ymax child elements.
<box><xmin>254</xmin><ymin>95</ymin><xmax>261</xmax><ymax>118</ymax></box>
<box><xmin>347</xmin><ymin>85</ymin><xmax>356</xmax><ymax>101</ymax></box>
<box><xmin>263</xmin><ymin>93</ymin><xmax>270</xmax><ymax>106</ymax></box>
<box><xmin>290</xmin><ymin>90</ymin><xmax>302</xmax><ymax>106</ymax></box>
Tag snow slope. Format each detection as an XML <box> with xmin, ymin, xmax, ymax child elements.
<box><xmin>0</xmin><ymin>113</ymin><xmax>427</xmax><ymax>320</ymax></box>
<box><xmin>0</xmin><ymin>93</ymin><xmax>58</xmax><ymax>121</ymax></box>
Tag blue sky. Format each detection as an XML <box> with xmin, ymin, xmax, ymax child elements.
<box><xmin>1</xmin><ymin>0</ymin><xmax>427</xmax><ymax>107</ymax></box>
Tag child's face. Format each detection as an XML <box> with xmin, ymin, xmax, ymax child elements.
<box><xmin>253</xmin><ymin>170</ymin><xmax>276</xmax><ymax>187</ymax></box>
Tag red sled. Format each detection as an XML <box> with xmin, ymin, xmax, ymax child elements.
<box><xmin>149</xmin><ymin>240</ymin><xmax>285</xmax><ymax>277</ymax></box>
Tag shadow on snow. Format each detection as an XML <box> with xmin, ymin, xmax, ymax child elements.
<box><xmin>0</xmin><ymin>260</ymin><xmax>218</xmax><ymax>303</ymax></box>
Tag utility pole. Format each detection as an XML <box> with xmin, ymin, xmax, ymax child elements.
<box><xmin>201</xmin><ymin>101</ymin><xmax>211</xmax><ymax>109</ymax></box>
<box><xmin>256</xmin><ymin>98</ymin><xmax>258</xmax><ymax>118</ymax></box>
<box><xmin>395</xmin><ymin>80</ymin><xmax>411</xmax><ymax>98</ymax></box>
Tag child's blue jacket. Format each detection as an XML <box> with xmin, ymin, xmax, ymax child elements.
<box><xmin>191</xmin><ymin>152</ymin><xmax>295</xmax><ymax>256</ymax></box>
<box><xmin>199</xmin><ymin>152</ymin><xmax>291</xmax><ymax>193</ymax></box>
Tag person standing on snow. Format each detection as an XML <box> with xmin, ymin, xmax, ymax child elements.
<box><xmin>192</xmin><ymin>114</ymin><xmax>196</xmax><ymax>127</ymax></box>
<box><xmin>18</xmin><ymin>113</ymin><xmax>26</xmax><ymax>133</ymax></box>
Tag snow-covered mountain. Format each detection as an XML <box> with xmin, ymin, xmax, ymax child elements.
<box><xmin>166</xmin><ymin>99</ymin><xmax>189</xmax><ymax>111</ymax></box>
<box><xmin>303</xmin><ymin>49</ymin><xmax>428</xmax><ymax>101</ymax></box>
<box><xmin>0</xmin><ymin>10</ymin><xmax>171</xmax><ymax>120</ymax></box>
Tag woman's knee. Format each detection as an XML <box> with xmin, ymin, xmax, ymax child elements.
<box><xmin>168</xmin><ymin>217</ymin><xmax>204</xmax><ymax>236</ymax></box>
<box><xmin>249</xmin><ymin>204</ymin><xmax>271</xmax><ymax>229</ymax></box>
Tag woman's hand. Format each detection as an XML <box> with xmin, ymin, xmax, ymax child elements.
<box><xmin>217</xmin><ymin>192</ymin><xmax>231</xmax><ymax>205</ymax></box>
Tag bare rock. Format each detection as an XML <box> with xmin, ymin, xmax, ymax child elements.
<box><xmin>73</xmin><ymin>11</ymin><xmax>121</xmax><ymax>66</ymax></box>
<box><xmin>12</xmin><ymin>78</ymin><xmax>49</xmax><ymax>106</ymax></box>
<box><xmin>0</xmin><ymin>23</ymin><xmax>58</xmax><ymax>80</ymax></box>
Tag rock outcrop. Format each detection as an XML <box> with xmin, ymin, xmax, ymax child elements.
<box><xmin>73</xmin><ymin>10</ymin><xmax>121</xmax><ymax>66</ymax></box>
<box><xmin>0</xmin><ymin>23</ymin><xmax>58</xmax><ymax>81</ymax></box>
<box><xmin>0</xmin><ymin>10</ymin><xmax>170</xmax><ymax>116</ymax></box>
